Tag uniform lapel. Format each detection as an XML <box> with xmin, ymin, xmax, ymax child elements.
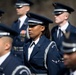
<box><xmin>65</xmin><ymin>22</ymin><xmax>76</xmax><ymax>32</ymax></box>
<box><xmin>24</xmin><ymin>42</ymin><xmax>31</xmax><ymax>61</ymax></box>
<box><xmin>52</xmin><ymin>26</ymin><xmax>58</xmax><ymax>42</ymax></box>
<box><xmin>20</xmin><ymin>17</ymin><xmax>29</xmax><ymax>31</ymax></box>
<box><xmin>15</xmin><ymin>20</ymin><xmax>21</xmax><ymax>32</ymax></box>
<box><xmin>1</xmin><ymin>54</ymin><xmax>12</xmax><ymax>70</ymax></box>
<box><xmin>30</xmin><ymin>36</ymin><xmax>45</xmax><ymax>60</ymax></box>
<box><xmin>66</xmin><ymin>24</ymin><xmax>73</xmax><ymax>32</ymax></box>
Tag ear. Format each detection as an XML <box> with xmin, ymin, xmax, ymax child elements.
<box><xmin>41</xmin><ymin>26</ymin><xmax>45</xmax><ymax>31</ymax></box>
<box><xmin>5</xmin><ymin>43</ymin><xmax>11</xmax><ymax>50</ymax></box>
<box><xmin>65</xmin><ymin>15</ymin><xmax>68</xmax><ymax>19</ymax></box>
<box><xmin>26</xmin><ymin>6</ymin><xmax>30</xmax><ymax>12</ymax></box>
<box><xmin>65</xmin><ymin>12</ymin><xmax>69</xmax><ymax>19</ymax></box>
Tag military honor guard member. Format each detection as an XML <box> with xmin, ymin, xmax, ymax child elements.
<box><xmin>0</xmin><ymin>23</ymin><xmax>31</xmax><ymax>75</ymax></box>
<box><xmin>51</xmin><ymin>2</ymin><xmax>76</xmax><ymax>57</ymax></box>
<box><xmin>0</xmin><ymin>9</ymin><xmax>4</xmax><ymax>17</ymax></box>
<box><xmin>23</xmin><ymin>12</ymin><xmax>64</xmax><ymax>75</ymax></box>
<box><xmin>11</xmin><ymin>0</ymin><xmax>33</xmax><ymax>61</ymax></box>
<box><xmin>61</xmin><ymin>32</ymin><xmax>76</xmax><ymax>75</ymax></box>
<box><xmin>0</xmin><ymin>9</ymin><xmax>4</xmax><ymax>23</ymax></box>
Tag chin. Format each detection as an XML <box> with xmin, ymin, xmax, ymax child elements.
<box><xmin>55</xmin><ymin>21</ymin><xmax>59</xmax><ymax>24</ymax></box>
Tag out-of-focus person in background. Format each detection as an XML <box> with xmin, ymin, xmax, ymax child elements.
<box><xmin>61</xmin><ymin>32</ymin><xmax>76</xmax><ymax>75</ymax></box>
<box><xmin>11</xmin><ymin>0</ymin><xmax>33</xmax><ymax>61</ymax></box>
<box><xmin>0</xmin><ymin>23</ymin><xmax>31</xmax><ymax>75</ymax></box>
<box><xmin>23</xmin><ymin>12</ymin><xmax>64</xmax><ymax>75</ymax></box>
<box><xmin>51</xmin><ymin>2</ymin><xmax>76</xmax><ymax>57</ymax></box>
<box><xmin>0</xmin><ymin>9</ymin><xmax>4</xmax><ymax>23</ymax></box>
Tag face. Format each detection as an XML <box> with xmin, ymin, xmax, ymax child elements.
<box><xmin>0</xmin><ymin>37</ymin><xmax>7</xmax><ymax>56</ymax></box>
<box><xmin>0</xmin><ymin>37</ymin><xmax>12</xmax><ymax>56</ymax></box>
<box><xmin>54</xmin><ymin>12</ymin><xmax>69</xmax><ymax>25</ymax></box>
<box><xmin>16</xmin><ymin>5</ymin><xmax>30</xmax><ymax>17</ymax></box>
<box><xmin>28</xmin><ymin>25</ymin><xmax>45</xmax><ymax>41</ymax></box>
<box><xmin>63</xmin><ymin>52</ymin><xmax>76</xmax><ymax>70</ymax></box>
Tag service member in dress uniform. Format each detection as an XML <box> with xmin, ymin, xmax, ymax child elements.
<box><xmin>0</xmin><ymin>9</ymin><xmax>4</xmax><ymax>16</ymax></box>
<box><xmin>23</xmin><ymin>12</ymin><xmax>65</xmax><ymax>75</ymax></box>
<box><xmin>61</xmin><ymin>32</ymin><xmax>76</xmax><ymax>75</ymax></box>
<box><xmin>11</xmin><ymin>0</ymin><xmax>33</xmax><ymax>61</ymax></box>
<box><xmin>0</xmin><ymin>9</ymin><xmax>4</xmax><ymax>23</ymax></box>
<box><xmin>0</xmin><ymin>23</ymin><xmax>31</xmax><ymax>75</ymax></box>
<box><xmin>51</xmin><ymin>2</ymin><xmax>76</xmax><ymax>57</ymax></box>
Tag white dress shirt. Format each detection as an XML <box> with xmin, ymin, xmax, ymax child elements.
<box><xmin>19</xmin><ymin>15</ymin><xmax>27</xmax><ymax>28</ymax></box>
<box><xmin>57</xmin><ymin>22</ymin><xmax>69</xmax><ymax>37</ymax></box>
<box><xmin>0</xmin><ymin>52</ymin><xmax>10</xmax><ymax>65</ymax></box>
<box><xmin>70</xmin><ymin>70</ymin><xmax>76</xmax><ymax>75</ymax></box>
<box><xmin>28</xmin><ymin>38</ymin><xmax>40</xmax><ymax>60</ymax></box>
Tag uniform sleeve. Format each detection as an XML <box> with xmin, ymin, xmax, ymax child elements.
<box><xmin>11</xmin><ymin>65</ymin><xmax>31</xmax><ymax>75</ymax></box>
<box><xmin>47</xmin><ymin>43</ymin><xmax>64</xmax><ymax>75</ymax></box>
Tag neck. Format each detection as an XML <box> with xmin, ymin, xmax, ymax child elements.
<box><xmin>18</xmin><ymin>14</ymin><xmax>26</xmax><ymax>18</ymax></box>
<box><xmin>58</xmin><ymin>20</ymin><xmax>68</xmax><ymax>27</ymax></box>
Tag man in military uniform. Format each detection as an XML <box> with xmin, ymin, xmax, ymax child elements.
<box><xmin>0</xmin><ymin>9</ymin><xmax>4</xmax><ymax>23</ymax></box>
<box><xmin>0</xmin><ymin>23</ymin><xmax>31</xmax><ymax>75</ymax></box>
<box><xmin>51</xmin><ymin>2</ymin><xmax>76</xmax><ymax>57</ymax></box>
<box><xmin>11</xmin><ymin>0</ymin><xmax>33</xmax><ymax>61</ymax></box>
<box><xmin>61</xmin><ymin>32</ymin><xmax>76</xmax><ymax>75</ymax></box>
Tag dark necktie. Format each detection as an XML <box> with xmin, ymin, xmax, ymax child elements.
<box><xmin>30</xmin><ymin>42</ymin><xmax>35</xmax><ymax>48</ymax></box>
<box><xmin>58</xmin><ymin>29</ymin><xmax>62</xmax><ymax>39</ymax></box>
<box><xmin>17</xmin><ymin>19</ymin><xmax>20</xmax><ymax>29</ymax></box>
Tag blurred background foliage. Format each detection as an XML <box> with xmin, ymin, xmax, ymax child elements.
<box><xmin>0</xmin><ymin>0</ymin><xmax>76</xmax><ymax>30</ymax></box>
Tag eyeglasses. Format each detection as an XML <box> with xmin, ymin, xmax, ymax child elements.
<box><xmin>16</xmin><ymin>6</ymin><xmax>23</xmax><ymax>9</ymax></box>
<box><xmin>29</xmin><ymin>25</ymin><xmax>37</xmax><ymax>28</ymax></box>
<box><xmin>54</xmin><ymin>12</ymin><xmax>64</xmax><ymax>16</ymax></box>
<box><xmin>15</xmin><ymin>5</ymin><xmax>23</xmax><ymax>9</ymax></box>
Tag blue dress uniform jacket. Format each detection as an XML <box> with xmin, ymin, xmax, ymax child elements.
<box><xmin>12</xmin><ymin>17</ymin><xmax>29</xmax><ymax>46</ymax></box>
<box><xmin>59</xmin><ymin>69</ymin><xmax>70</xmax><ymax>75</ymax></box>
<box><xmin>23</xmin><ymin>35</ymin><xmax>64</xmax><ymax>75</ymax></box>
<box><xmin>11</xmin><ymin>17</ymin><xmax>29</xmax><ymax>61</ymax></box>
<box><xmin>51</xmin><ymin>23</ymin><xmax>76</xmax><ymax>56</ymax></box>
<box><xmin>0</xmin><ymin>53</ymin><xmax>31</xmax><ymax>75</ymax></box>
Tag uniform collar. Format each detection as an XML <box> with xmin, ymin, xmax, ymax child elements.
<box><xmin>58</xmin><ymin>22</ymin><xmax>69</xmax><ymax>31</ymax></box>
<box><xmin>32</xmin><ymin>37</ymin><xmax>40</xmax><ymax>45</ymax></box>
<box><xmin>18</xmin><ymin>15</ymin><xmax>27</xmax><ymax>28</ymax></box>
<box><xmin>0</xmin><ymin>52</ymin><xmax>10</xmax><ymax>65</ymax></box>
<box><xmin>19</xmin><ymin>15</ymin><xmax>27</xmax><ymax>22</ymax></box>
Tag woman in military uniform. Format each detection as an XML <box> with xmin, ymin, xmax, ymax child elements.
<box><xmin>23</xmin><ymin>12</ymin><xmax>64</xmax><ymax>75</ymax></box>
